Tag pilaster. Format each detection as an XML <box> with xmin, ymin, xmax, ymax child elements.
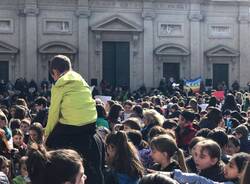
<box><xmin>238</xmin><ymin>5</ymin><xmax>249</xmax><ymax>87</ymax></box>
<box><xmin>188</xmin><ymin>2</ymin><xmax>203</xmax><ymax>79</ymax></box>
<box><xmin>142</xmin><ymin>0</ymin><xmax>156</xmax><ymax>88</ymax></box>
<box><xmin>21</xmin><ymin>0</ymin><xmax>39</xmax><ymax>81</ymax></box>
<box><xmin>76</xmin><ymin>4</ymin><xmax>91</xmax><ymax>82</ymax></box>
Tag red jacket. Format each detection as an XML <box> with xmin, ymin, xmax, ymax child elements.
<box><xmin>175</xmin><ymin>124</ymin><xmax>197</xmax><ymax>152</ymax></box>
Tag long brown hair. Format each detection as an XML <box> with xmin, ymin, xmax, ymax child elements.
<box><xmin>106</xmin><ymin>131</ymin><xmax>144</xmax><ymax>178</ymax></box>
<box><xmin>150</xmin><ymin>134</ymin><xmax>187</xmax><ymax>172</ymax></box>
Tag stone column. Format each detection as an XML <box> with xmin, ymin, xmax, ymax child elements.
<box><xmin>23</xmin><ymin>0</ymin><xmax>39</xmax><ymax>81</ymax></box>
<box><xmin>142</xmin><ymin>0</ymin><xmax>155</xmax><ymax>88</ymax></box>
<box><xmin>238</xmin><ymin>5</ymin><xmax>249</xmax><ymax>88</ymax></box>
<box><xmin>76</xmin><ymin>0</ymin><xmax>90</xmax><ymax>82</ymax></box>
<box><xmin>188</xmin><ymin>3</ymin><xmax>203</xmax><ymax>79</ymax></box>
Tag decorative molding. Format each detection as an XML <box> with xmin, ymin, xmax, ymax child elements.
<box><xmin>0</xmin><ymin>41</ymin><xmax>18</xmax><ymax>54</ymax></box>
<box><xmin>158</xmin><ymin>23</ymin><xmax>184</xmax><ymax>37</ymax></box>
<box><xmin>208</xmin><ymin>24</ymin><xmax>233</xmax><ymax>39</ymax></box>
<box><xmin>238</xmin><ymin>15</ymin><xmax>249</xmax><ymax>24</ymax></box>
<box><xmin>95</xmin><ymin>33</ymin><xmax>101</xmax><ymax>55</ymax></box>
<box><xmin>75</xmin><ymin>8</ymin><xmax>91</xmax><ymax>18</ymax></box>
<box><xmin>0</xmin><ymin>19</ymin><xmax>14</xmax><ymax>34</ymax></box>
<box><xmin>154</xmin><ymin>3</ymin><xmax>187</xmax><ymax>10</ymax></box>
<box><xmin>43</xmin><ymin>19</ymin><xmax>72</xmax><ymax>34</ymax></box>
<box><xmin>142</xmin><ymin>11</ymin><xmax>156</xmax><ymax>20</ymax></box>
<box><xmin>20</xmin><ymin>7</ymin><xmax>39</xmax><ymax>16</ymax></box>
<box><xmin>205</xmin><ymin>45</ymin><xmax>239</xmax><ymax>57</ymax></box>
<box><xmin>91</xmin><ymin>15</ymin><xmax>142</xmax><ymax>32</ymax></box>
<box><xmin>188</xmin><ymin>13</ymin><xmax>203</xmax><ymax>22</ymax></box>
<box><xmin>154</xmin><ymin>43</ymin><xmax>190</xmax><ymax>56</ymax></box>
<box><xmin>90</xmin><ymin>0</ymin><xmax>142</xmax><ymax>9</ymax></box>
<box><xmin>132</xmin><ymin>33</ymin><xmax>139</xmax><ymax>55</ymax></box>
<box><xmin>38</xmin><ymin>41</ymin><xmax>77</xmax><ymax>54</ymax></box>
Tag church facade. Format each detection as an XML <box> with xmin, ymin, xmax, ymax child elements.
<box><xmin>0</xmin><ymin>0</ymin><xmax>250</xmax><ymax>90</ymax></box>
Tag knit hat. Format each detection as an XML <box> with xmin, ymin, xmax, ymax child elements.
<box><xmin>181</xmin><ymin>110</ymin><xmax>195</xmax><ymax>122</ymax></box>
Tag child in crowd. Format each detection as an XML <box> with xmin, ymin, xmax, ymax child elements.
<box><xmin>192</xmin><ymin>139</ymin><xmax>225</xmax><ymax>182</ymax></box>
<box><xmin>0</xmin><ymin>155</ymin><xmax>10</xmax><ymax>179</ymax></box>
<box><xmin>225</xmin><ymin>135</ymin><xmax>240</xmax><ymax>156</ymax></box>
<box><xmin>12</xmin><ymin>129</ymin><xmax>27</xmax><ymax>157</ymax></box>
<box><xmin>12</xmin><ymin>156</ymin><xmax>31</xmax><ymax>184</ymax></box>
<box><xmin>9</xmin><ymin>119</ymin><xmax>21</xmax><ymax>131</ymax></box>
<box><xmin>123</xmin><ymin>118</ymin><xmax>141</xmax><ymax>131</ymax></box>
<box><xmin>28</xmin><ymin>122</ymin><xmax>44</xmax><ymax>145</ymax></box>
<box><xmin>0</xmin><ymin>110</ymin><xmax>13</xmax><ymax>148</ymax></box>
<box><xmin>126</xmin><ymin>130</ymin><xmax>153</xmax><ymax>168</ymax></box>
<box><xmin>19</xmin><ymin>119</ymin><xmax>30</xmax><ymax>144</ymax></box>
<box><xmin>104</xmin><ymin>131</ymin><xmax>144</xmax><ymax>184</ymax></box>
<box><xmin>233</xmin><ymin>125</ymin><xmax>250</xmax><ymax>153</ymax></box>
<box><xmin>26</xmin><ymin>145</ymin><xmax>86</xmax><ymax>184</ymax></box>
<box><xmin>167</xmin><ymin>152</ymin><xmax>249</xmax><ymax>184</ymax></box>
<box><xmin>96</xmin><ymin>104</ymin><xmax>109</xmax><ymax>129</ymax></box>
<box><xmin>141</xmin><ymin>109</ymin><xmax>165</xmax><ymax>140</ymax></box>
<box><xmin>185</xmin><ymin>136</ymin><xmax>206</xmax><ymax>173</ymax></box>
<box><xmin>121</xmin><ymin>100</ymin><xmax>134</xmax><ymax>121</ymax></box>
<box><xmin>150</xmin><ymin>134</ymin><xmax>187</xmax><ymax>172</ymax></box>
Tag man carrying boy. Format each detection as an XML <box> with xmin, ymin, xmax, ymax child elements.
<box><xmin>45</xmin><ymin>55</ymin><xmax>104</xmax><ymax>184</ymax></box>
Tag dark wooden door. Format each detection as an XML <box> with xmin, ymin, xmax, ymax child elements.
<box><xmin>213</xmin><ymin>63</ymin><xmax>229</xmax><ymax>89</ymax></box>
<box><xmin>163</xmin><ymin>63</ymin><xmax>180</xmax><ymax>82</ymax></box>
<box><xmin>0</xmin><ymin>61</ymin><xmax>9</xmax><ymax>82</ymax></box>
<box><xmin>102</xmin><ymin>42</ymin><xmax>130</xmax><ymax>89</ymax></box>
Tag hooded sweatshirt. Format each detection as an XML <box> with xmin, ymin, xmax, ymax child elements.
<box><xmin>45</xmin><ymin>70</ymin><xmax>97</xmax><ymax>137</ymax></box>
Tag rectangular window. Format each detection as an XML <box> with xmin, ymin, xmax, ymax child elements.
<box><xmin>208</xmin><ymin>24</ymin><xmax>233</xmax><ymax>39</ymax></box>
<box><xmin>44</xmin><ymin>19</ymin><xmax>72</xmax><ymax>34</ymax></box>
<box><xmin>0</xmin><ymin>19</ymin><xmax>13</xmax><ymax>33</ymax></box>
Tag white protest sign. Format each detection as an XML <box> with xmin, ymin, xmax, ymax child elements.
<box><xmin>94</xmin><ymin>95</ymin><xmax>112</xmax><ymax>104</ymax></box>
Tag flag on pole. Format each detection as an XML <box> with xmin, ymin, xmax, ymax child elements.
<box><xmin>184</xmin><ymin>77</ymin><xmax>202</xmax><ymax>93</ymax></box>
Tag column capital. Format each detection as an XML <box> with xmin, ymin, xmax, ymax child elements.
<box><xmin>142</xmin><ymin>11</ymin><xmax>156</xmax><ymax>20</ymax></box>
<box><xmin>188</xmin><ymin>13</ymin><xmax>203</xmax><ymax>22</ymax></box>
<box><xmin>75</xmin><ymin>8</ymin><xmax>91</xmax><ymax>18</ymax></box>
<box><xmin>19</xmin><ymin>7</ymin><xmax>39</xmax><ymax>16</ymax></box>
<box><xmin>238</xmin><ymin>15</ymin><xmax>249</xmax><ymax>24</ymax></box>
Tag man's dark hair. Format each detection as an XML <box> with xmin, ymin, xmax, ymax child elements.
<box><xmin>49</xmin><ymin>55</ymin><xmax>71</xmax><ymax>74</ymax></box>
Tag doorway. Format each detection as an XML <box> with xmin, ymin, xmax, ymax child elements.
<box><xmin>102</xmin><ymin>42</ymin><xmax>130</xmax><ymax>89</ymax></box>
<box><xmin>163</xmin><ymin>63</ymin><xmax>180</xmax><ymax>82</ymax></box>
<box><xmin>213</xmin><ymin>63</ymin><xmax>229</xmax><ymax>89</ymax></box>
<box><xmin>0</xmin><ymin>61</ymin><xmax>9</xmax><ymax>82</ymax></box>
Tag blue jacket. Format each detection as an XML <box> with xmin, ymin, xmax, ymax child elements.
<box><xmin>173</xmin><ymin>169</ymin><xmax>236</xmax><ymax>184</ymax></box>
<box><xmin>117</xmin><ymin>173</ymin><xmax>139</xmax><ymax>184</ymax></box>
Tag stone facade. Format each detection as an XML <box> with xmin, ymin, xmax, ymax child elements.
<box><xmin>0</xmin><ymin>0</ymin><xmax>250</xmax><ymax>90</ymax></box>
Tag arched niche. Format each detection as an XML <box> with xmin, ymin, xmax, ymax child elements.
<box><xmin>38</xmin><ymin>41</ymin><xmax>77</xmax><ymax>81</ymax></box>
<box><xmin>154</xmin><ymin>43</ymin><xmax>190</xmax><ymax>84</ymax></box>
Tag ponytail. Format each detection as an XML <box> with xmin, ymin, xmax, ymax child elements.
<box><xmin>176</xmin><ymin>148</ymin><xmax>187</xmax><ymax>172</ymax></box>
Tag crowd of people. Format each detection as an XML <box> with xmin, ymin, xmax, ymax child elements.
<box><xmin>0</xmin><ymin>55</ymin><xmax>249</xmax><ymax>184</ymax></box>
